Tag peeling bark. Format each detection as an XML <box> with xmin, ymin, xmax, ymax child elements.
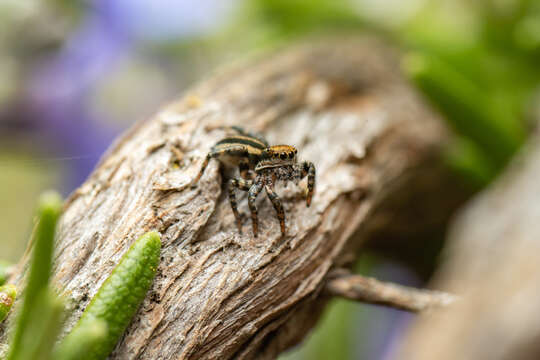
<box><xmin>2</xmin><ymin>38</ymin><xmax>456</xmax><ymax>359</ymax></box>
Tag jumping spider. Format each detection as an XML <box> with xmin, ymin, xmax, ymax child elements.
<box><xmin>191</xmin><ymin>127</ymin><xmax>316</xmax><ymax>237</ymax></box>
<box><xmin>228</xmin><ymin>145</ymin><xmax>315</xmax><ymax>237</ymax></box>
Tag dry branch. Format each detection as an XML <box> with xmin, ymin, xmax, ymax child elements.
<box><xmin>1</xmin><ymin>38</ymin><xmax>457</xmax><ymax>359</ymax></box>
<box><xmin>325</xmin><ymin>269</ymin><xmax>457</xmax><ymax>312</ymax></box>
<box><xmin>400</xmin><ymin>128</ymin><xmax>540</xmax><ymax>360</ymax></box>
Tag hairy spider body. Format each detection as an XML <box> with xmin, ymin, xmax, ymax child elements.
<box><xmin>192</xmin><ymin>129</ymin><xmax>316</xmax><ymax>238</ymax></box>
<box><xmin>229</xmin><ymin>145</ymin><xmax>316</xmax><ymax>238</ymax></box>
<box><xmin>191</xmin><ymin>127</ymin><xmax>269</xmax><ymax>186</ymax></box>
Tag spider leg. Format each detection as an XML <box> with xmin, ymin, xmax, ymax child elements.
<box><xmin>247</xmin><ymin>178</ymin><xmax>264</xmax><ymax>237</ymax></box>
<box><xmin>191</xmin><ymin>152</ymin><xmax>212</xmax><ymax>187</ymax></box>
<box><xmin>301</xmin><ymin>161</ymin><xmax>316</xmax><ymax>207</ymax></box>
<box><xmin>228</xmin><ymin>178</ymin><xmax>252</xmax><ymax>234</ymax></box>
<box><xmin>265</xmin><ymin>182</ymin><xmax>286</xmax><ymax>237</ymax></box>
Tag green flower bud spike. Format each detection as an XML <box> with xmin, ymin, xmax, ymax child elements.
<box><xmin>55</xmin><ymin>231</ymin><xmax>161</xmax><ymax>360</ymax></box>
<box><xmin>0</xmin><ymin>284</ymin><xmax>16</xmax><ymax>322</ymax></box>
<box><xmin>53</xmin><ymin>318</ymin><xmax>107</xmax><ymax>360</ymax></box>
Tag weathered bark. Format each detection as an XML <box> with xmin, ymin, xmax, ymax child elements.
<box><xmin>400</xmin><ymin>128</ymin><xmax>540</xmax><ymax>359</ymax></box>
<box><xmin>3</xmin><ymin>38</ymin><xmax>456</xmax><ymax>359</ymax></box>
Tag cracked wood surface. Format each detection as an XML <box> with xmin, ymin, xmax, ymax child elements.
<box><xmin>2</xmin><ymin>38</ymin><xmax>452</xmax><ymax>359</ymax></box>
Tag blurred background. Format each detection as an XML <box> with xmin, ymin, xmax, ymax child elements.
<box><xmin>1</xmin><ymin>0</ymin><xmax>539</xmax><ymax>359</ymax></box>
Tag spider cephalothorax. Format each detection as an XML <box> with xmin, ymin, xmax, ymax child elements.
<box><xmin>191</xmin><ymin>128</ymin><xmax>316</xmax><ymax>237</ymax></box>
<box><xmin>228</xmin><ymin>145</ymin><xmax>315</xmax><ymax>237</ymax></box>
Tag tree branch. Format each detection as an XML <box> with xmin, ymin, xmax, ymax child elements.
<box><xmin>325</xmin><ymin>269</ymin><xmax>457</xmax><ymax>312</ymax></box>
<box><xmin>400</xmin><ymin>125</ymin><xmax>540</xmax><ymax>360</ymax></box>
<box><xmin>1</xmin><ymin>37</ymin><xmax>460</xmax><ymax>359</ymax></box>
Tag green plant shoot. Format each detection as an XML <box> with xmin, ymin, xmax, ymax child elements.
<box><xmin>12</xmin><ymin>289</ymin><xmax>65</xmax><ymax>360</ymax></box>
<box><xmin>55</xmin><ymin>231</ymin><xmax>161</xmax><ymax>360</ymax></box>
<box><xmin>7</xmin><ymin>191</ymin><xmax>63</xmax><ymax>360</ymax></box>
<box><xmin>54</xmin><ymin>318</ymin><xmax>107</xmax><ymax>360</ymax></box>
<box><xmin>0</xmin><ymin>284</ymin><xmax>16</xmax><ymax>322</ymax></box>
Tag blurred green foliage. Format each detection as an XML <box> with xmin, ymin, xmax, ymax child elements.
<box><xmin>400</xmin><ymin>0</ymin><xmax>540</xmax><ymax>184</ymax></box>
<box><xmin>244</xmin><ymin>0</ymin><xmax>363</xmax><ymax>38</ymax></box>
<box><xmin>0</xmin><ymin>153</ymin><xmax>60</xmax><ymax>263</ymax></box>
<box><xmin>280</xmin><ymin>299</ymin><xmax>356</xmax><ymax>360</ymax></box>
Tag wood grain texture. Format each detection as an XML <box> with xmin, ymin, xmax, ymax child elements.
<box><xmin>2</xmin><ymin>38</ymin><xmax>453</xmax><ymax>359</ymax></box>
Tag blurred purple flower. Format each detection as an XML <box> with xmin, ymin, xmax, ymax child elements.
<box><xmin>102</xmin><ymin>0</ymin><xmax>238</xmax><ymax>42</ymax></box>
<box><xmin>24</xmin><ymin>0</ymin><xmax>237</xmax><ymax>193</ymax></box>
<box><xmin>28</xmin><ymin>8</ymin><xmax>129</xmax><ymax>192</ymax></box>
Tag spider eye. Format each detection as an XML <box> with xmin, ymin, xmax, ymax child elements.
<box><xmin>280</xmin><ymin>153</ymin><xmax>287</xmax><ymax>160</ymax></box>
<box><xmin>288</xmin><ymin>152</ymin><xmax>294</xmax><ymax>159</ymax></box>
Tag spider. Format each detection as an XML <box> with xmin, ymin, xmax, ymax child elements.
<box><xmin>228</xmin><ymin>145</ymin><xmax>315</xmax><ymax>238</ymax></box>
<box><xmin>191</xmin><ymin>127</ymin><xmax>316</xmax><ymax>237</ymax></box>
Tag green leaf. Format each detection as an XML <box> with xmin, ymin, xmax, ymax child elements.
<box><xmin>0</xmin><ymin>284</ymin><xmax>16</xmax><ymax>322</ymax></box>
<box><xmin>57</xmin><ymin>231</ymin><xmax>161</xmax><ymax>360</ymax></box>
<box><xmin>7</xmin><ymin>191</ymin><xmax>62</xmax><ymax>360</ymax></box>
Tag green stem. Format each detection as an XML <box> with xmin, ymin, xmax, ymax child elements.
<box><xmin>13</xmin><ymin>289</ymin><xmax>65</xmax><ymax>360</ymax></box>
<box><xmin>7</xmin><ymin>191</ymin><xmax>62</xmax><ymax>360</ymax></box>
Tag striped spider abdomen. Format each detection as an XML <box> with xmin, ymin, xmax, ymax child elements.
<box><xmin>191</xmin><ymin>127</ymin><xmax>268</xmax><ymax>186</ymax></box>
